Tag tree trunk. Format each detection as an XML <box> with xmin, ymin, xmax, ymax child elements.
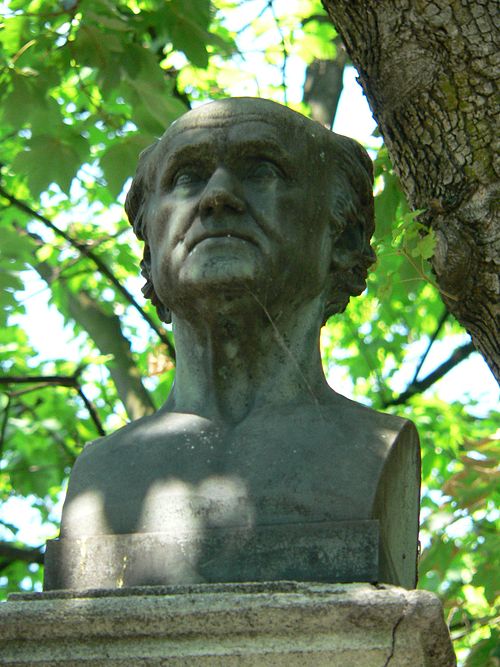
<box><xmin>323</xmin><ymin>0</ymin><xmax>499</xmax><ymax>383</ymax></box>
<box><xmin>303</xmin><ymin>37</ymin><xmax>348</xmax><ymax>127</ymax></box>
<box><xmin>66</xmin><ymin>290</ymin><xmax>156</xmax><ymax>421</ymax></box>
<box><xmin>34</xmin><ymin>261</ymin><xmax>156</xmax><ymax>422</ymax></box>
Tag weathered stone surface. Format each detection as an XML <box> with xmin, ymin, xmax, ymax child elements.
<box><xmin>1</xmin><ymin>582</ymin><xmax>456</xmax><ymax>666</ymax></box>
<box><xmin>47</xmin><ymin>98</ymin><xmax>421</xmax><ymax>592</ymax></box>
<box><xmin>44</xmin><ymin>521</ymin><xmax>380</xmax><ymax>590</ymax></box>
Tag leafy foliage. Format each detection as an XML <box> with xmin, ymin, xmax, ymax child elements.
<box><xmin>0</xmin><ymin>1</ymin><xmax>497</xmax><ymax>664</ymax></box>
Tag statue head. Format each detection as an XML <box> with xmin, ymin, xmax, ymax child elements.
<box><xmin>125</xmin><ymin>97</ymin><xmax>375</xmax><ymax>325</ymax></box>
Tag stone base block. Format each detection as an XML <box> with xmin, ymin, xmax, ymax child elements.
<box><xmin>44</xmin><ymin>521</ymin><xmax>380</xmax><ymax>590</ymax></box>
<box><xmin>0</xmin><ymin>582</ymin><xmax>456</xmax><ymax>666</ymax></box>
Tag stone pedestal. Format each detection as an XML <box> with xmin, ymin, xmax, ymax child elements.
<box><xmin>0</xmin><ymin>582</ymin><xmax>455</xmax><ymax>666</ymax></box>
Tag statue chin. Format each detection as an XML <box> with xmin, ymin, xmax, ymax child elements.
<box><xmin>185</xmin><ymin>238</ymin><xmax>263</xmax><ymax>281</ymax></box>
<box><xmin>158</xmin><ymin>248</ymin><xmax>273</xmax><ymax>313</ymax></box>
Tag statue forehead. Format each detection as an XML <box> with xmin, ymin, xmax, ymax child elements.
<box><xmin>159</xmin><ymin>97</ymin><xmax>326</xmax><ymax>150</ymax></box>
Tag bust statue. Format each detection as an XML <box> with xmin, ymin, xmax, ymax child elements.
<box><xmin>44</xmin><ymin>98</ymin><xmax>420</xmax><ymax>590</ymax></box>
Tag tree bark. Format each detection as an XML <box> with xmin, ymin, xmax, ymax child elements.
<box><xmin>323</xmin><ymin>0</ymin><xmax>499</xmax><ymax>383</ymax></box>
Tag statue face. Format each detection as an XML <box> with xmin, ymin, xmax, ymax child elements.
<box><xmin>145</xmin><ymin>105</ymin><xmax>333</xmax><ymax>318</ymax></box>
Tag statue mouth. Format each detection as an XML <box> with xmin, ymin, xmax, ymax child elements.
<box><xmin>187</xmin><ymin>231</ymin><xmax>260</xmax><ymax>253</ymax></box>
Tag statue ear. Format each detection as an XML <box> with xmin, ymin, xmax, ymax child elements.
<box><xmin>157</xmin><ymin>304</ymin><xmax>172</xmax><ymax>325</ymax></box>
<box><xmin>330</xmin><ymin>223</ymin><xmax>364</xmax><ymax>271</ymax></box>
<box><xmin>324</xmin><ymin>220</ymin><xmax>369</xmax><ymax>319</ymax></box>
<box><xmin>140</xmin><ymin>245</ymin><xmax>172</xmax><ymax>325</ymax></box>
<box><xmin>141</xmin><ymin>277</ymin><xmax>172</xmax><ymax>325</ymax></box>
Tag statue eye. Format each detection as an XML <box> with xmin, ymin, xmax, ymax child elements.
<box><xmin>172</xmin><ymin>169</ymin><xmax>202</xmax><ymax>189</ymax></box>
<box><xmin>247</xmin><ymin>160</ymin><xmax>283</xmax><ymax>180</ymax></box>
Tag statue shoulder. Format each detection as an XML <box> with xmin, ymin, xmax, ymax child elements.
<box><xmin>328</xmin><ymin>393</ymin><xmax>419</xmax><ymax>445</ymax></box>
<box><xmin>77</xmin><ymin>410</ymin><xmax>218</xmax><ymax>461</ymax></box>
<box><xmin>79</xmin><ymin>414</ymin><xmax>154</xmax><ymax>457</ymax></box>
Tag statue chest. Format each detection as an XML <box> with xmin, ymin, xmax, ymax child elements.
<box><xmin>62</xmin><ymin>413</ymin><xmax>389</xmax><ymax>537</ymax></box>
<box><xmin>53</xmin><ymin>411</ymin><xmax>419</xmax><ymax>589</ymax></box>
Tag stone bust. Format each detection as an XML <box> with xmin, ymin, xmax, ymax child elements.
<box><xmin>44</xmin><ymin>98</ymin><xmax>420</xmax><ymax>590</ymax></box>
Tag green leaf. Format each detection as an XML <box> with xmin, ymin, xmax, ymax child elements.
<box><xmin>0</xmin><ymin>15</ymin><xmax>27</xmax><ymax>53</ymax></box>
<box><xmin>1</xmin><ymin>225</ymin><xmax>34</xmax><ymax>265</ymax></box>
<box><xmin>465</xmin><ymin>629</ymin><xmax>500</xmax><ymax>667</ymax></box>
<box><xmin>413</xmin><ymin>229</ymin><xmax>436</xmax><ymax>260</ymax></box>
<box><xmin>374</xmin><ymin>173</ymin><xmax>402</xmax><ymax>238</ymax></box>
<box><xmin>0</xmin><ymin>271</ymin><xmax>23</xmax><ymax>293</ymax></box>
<box><xmin>168</xmin><ymin>0</ymin><xmax>212</xmax><ymax>68</ymax></box>
<box><xmin>2</xmin><ymin>73</ymin><xmax>35</xmax><ymax>127</ymax></box>
<box><xmin>127</xmin><ymin>79</ymin><xmax>186</xmax><ymax>132</ymax></box>
<box><xmin>73</xmin><ymin>24</ymin><xmax>112</xmax><ymax>69</ymax></box>
<box><xmin>85</xmin><ymin>11</ymin><xmax>131</xmax><ymax>32</ymax></box>
<box><xmin>11</xmin><ymin>132</ymin><xmax>88</xmax><ymax>196</ymax></box>
<box><xmin>100</xmin><ymin>135</ymin><xmax>154</xmax><ymax>197</ymax></box>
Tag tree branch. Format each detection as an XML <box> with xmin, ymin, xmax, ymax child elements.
<box><xmin>0</xmin><ymin>394</ymin><xmax>11</xmax><ymax>460</ymax></box>
<box><xmin>65</xmin><ymin>288</ymin><xmax>157</xmax><ymax>421</ymax></box>
<box><xmin>0</xmin><ymin>375</ymin><xmax>77</xmax><ymax>386</ymax></box>
<box><xmin>19</xmin><ymin>228</ymin><xmax>158</xmax><ymax>420</ymax></box>
<box><xmin>410</xmin><ymin>309</ymin><xmax>449</xmax><ymax>385</ymax></box>
<box><xmin>449</xmin><ymin>613</ymin><xmax>500</xmax><ymax>640</ymax></box>
<box><xmin>0</xmin><ymin>185</ymin><xmax>175</xmax><ymax>359</ymax></box>
<box><xmin>75</xmin><ymin>386</ymin><xmax>105</xmax><ymax>437</ymax></box>
<box><xmin>236</xmin><ymin>0</ymin><xmax>271</xmax><ymax>35</ymax></box>
<box><xmin>12</xmin><ymin>400</ymin><xmax>79</xmax><ymax>462</ymax></box>
<box><xmin>0</xmin><ymin>541</ymin><xmax>44</xmax><ymax>568</ymax></box>
<box><xmin>0</xmin><ymin>373</ymin><xmax>106</xmax><ymax>436</ymax></box>
<box><xmin>383</xmin><ymin>341</ymin><xmax>476</xmax><ymax>406</ymax></box>
<box><xmin>269</xmin><ymin>1</ymin><xmax>288</xmax><ymax>104</ymax></box>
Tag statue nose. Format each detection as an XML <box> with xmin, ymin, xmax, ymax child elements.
<box><xmin>199</xmin><ymin>168</ymin><xmax>245</xmax><ymax>216</ymax></box>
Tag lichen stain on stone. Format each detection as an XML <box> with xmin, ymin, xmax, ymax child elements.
<box><xmin>117</xmin><ymin>555</ymin><xmax>128</xmax><ymax>588</ymax></box>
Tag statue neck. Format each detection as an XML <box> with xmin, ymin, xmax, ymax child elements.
<box><xmin>164</xmin><ymin>296</ymin><xmax>330</xmax><ymax>424</ymax></box>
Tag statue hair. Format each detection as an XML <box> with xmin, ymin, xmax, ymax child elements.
<box><xmin>124</xmin><ymin>101</ymin><xmax>375</xmax><ymax>325</ymax></box>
